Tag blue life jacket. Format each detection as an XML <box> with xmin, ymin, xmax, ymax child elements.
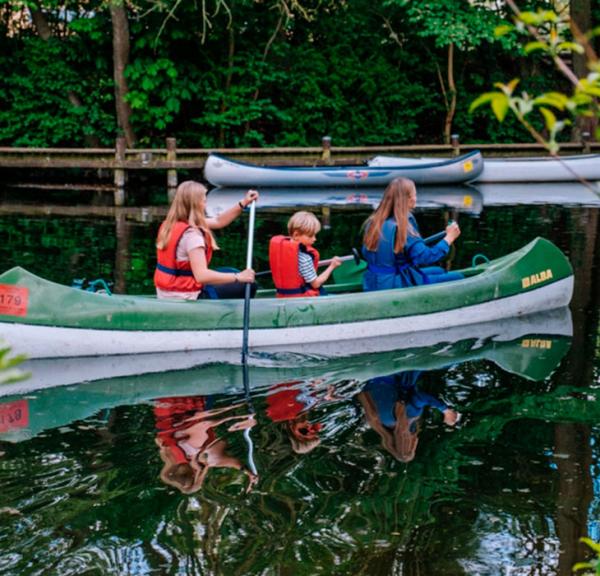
<box><xmin>362</xmin><ymin>217</ymin><xmax>428</xmax><ymax>290</ymax></box>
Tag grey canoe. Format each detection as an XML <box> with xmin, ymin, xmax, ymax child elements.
<box><xmin>368</xmin><ymin>153</ymin><xmax>600</xmax><ymax>183</ymax></box>
<box><xmin>203</xmin><ymin>151</ymin><xmax>484</xmax><ymax>187</ymax></box>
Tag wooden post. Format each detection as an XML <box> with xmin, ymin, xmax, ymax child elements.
<box><xmin>451</xmin><ymin>134</ymin><xmax>460</xmax><ymax>156</ymax></box>
<box><xmin>321</xmin><ymin>136</ymin><xmax>332</xmax><ymax>164</ymax></box>
<box><xmin>581</xmin><ymin>131</ymin><xmax>591</xmax><ymax>154</ymax></box>
<box><xmin>114</xmin><ymin>137</ymin><xmax>126</xmax><ymax>206</ymax></box>
<box><xmin>166</xmin><ymin>137</ymin><xmax>178</xmax><ymax>199</ymax></box>
<box><xmin>321</xmin><ymin>205</ymin><xmax>331</xmax><ymax>230</ymax></box>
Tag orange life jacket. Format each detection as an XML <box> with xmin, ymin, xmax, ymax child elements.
<box><xmin>269</xmin><ymin>235</ymin><xmax>320</xmax><ymax>298</ymax></box>
<box><xmin>154</xmin><ymin>221</ymin><xmax>213</xmax><ymax>292</ymax></box>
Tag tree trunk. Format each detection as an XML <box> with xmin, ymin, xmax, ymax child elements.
<box><xmin>570</xmin><ymin>0</ymin><xmax>596</xmax><ymax>141</ymax></box>
<box><xmin>110</xmin><ymin>1</ymin><xmax>136</xmax><ymax>148</ymax></box>
<box><xmin>443</xmin><ymin>43</ymin><xmax>456</xmax><ymax>145</ymax></box>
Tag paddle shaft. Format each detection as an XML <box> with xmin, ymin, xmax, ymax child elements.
<box><xmin>256</xmin><ymin>251</ymin><xmax>359</xmax><ymax>278</ymax></box>
<box><xmin>241</xmin><ymin>201</ymin><xmax>258</xmax><ymax>478</ymax></box>
<box><xmin>423</xmin><ymin>230</ymin><xmax>446</xmax><ymax>245</ymax></box>
<box><xmin>241</xmin><ymin>201</ymin><xmax>256</xmax><ymax>368</ymax></box>
<box><xmin>423</xmin><ymin>221</ymin><xmax>455</xmax><ymax>245</ymax></box>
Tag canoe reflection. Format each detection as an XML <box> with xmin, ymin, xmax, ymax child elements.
<box><xmin>154</xmin><ymin>397</ymin><xmax>257</xmax><ymax>494</ymax></box>
<box><xmin>358</xmin><ymin>371</ymin><xmax>460</xmax><ymax>462</ymax></box>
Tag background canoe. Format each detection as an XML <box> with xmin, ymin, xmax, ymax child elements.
<box><xmin>368</xmin><ymin>153</ymin><xmax>600</xmax><ymax>183</ymax></box>
<box><xmin>0</xmin><ymin>238</ymin><xmax>573</xmax><ymax>359</ymax></box>
<box><xmin>204</xmin><ymin>151</ymin><xmax>484</xmax><ymax>187</ymax></box>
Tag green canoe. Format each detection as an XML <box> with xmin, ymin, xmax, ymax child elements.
<box><xmin>0</xmin><ymin>237</ymin><xmax>573</xmax><ymax>359</ymax></box>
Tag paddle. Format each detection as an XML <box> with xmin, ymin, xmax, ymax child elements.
<box><xmin>241</xmin><ymin>200</ymin><xmax>256</xmax><ymax>369</ymax></box>
<box><xmin>423</xmin><ymin>230</ymin><xmax>447</xmax><ymax>245</ymax></box>
<box><xmin>256</xmin><ymin>249</ymin><xmax>361</xmax><ymax>278</ymax></box>
<box><xmin>241</xmin><ymin>200</ymin><xmax>258</xmax><ymax>480</ymax></box>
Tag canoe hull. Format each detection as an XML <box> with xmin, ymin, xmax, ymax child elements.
<box><xmin>0</xmin><ymin>238</ymin><xmax>574</xmax><ymax>359</ymax></box>
<box><xmin>204</xmin><ymin>151</ymin><xmax>484</xmax><ymax>187</ymax></box>
<box><xmin>1</xmin><ymin>276</ymin><xmax>573</xmax><ymax>359</ymax></box>
<box><xmin>368</xmin><ymin>153</ymin><xmax>600</xmax><ymax>183</ymax></box>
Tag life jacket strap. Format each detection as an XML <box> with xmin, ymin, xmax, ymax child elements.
<box><xmin>276</xmin><ymin>285</ymin><xmax>311</xmax><ymax>295</ymax></box>
<box><xmin>156</xmin><ymin>262</ymin><xmax>194</xmax><ymax>277</ymax></box>
<box><xmin>366</xmin><ymin>262</ymin><xmax>412</xmax><ymax>274</ymax></box>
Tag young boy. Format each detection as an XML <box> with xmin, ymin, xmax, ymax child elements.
<box><xmin>269</xmin><ymin>211</ymin><xmax>342</xmax><ymax>298</ymax></box>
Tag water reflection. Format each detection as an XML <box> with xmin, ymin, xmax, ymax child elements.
<box><xmin>0</xmin><ymin>305</ymin><xmax>594</xmax><ymax>574</ymax></box>
<box><xmin>358</xmin><ymin>370</ymin><xmax>460</xmax><ymax>462</ymax></box>
<box><xmin>154</xmin><ymin>397</ymin><xmax>257</xmax><ymax>494</ymax></box>
<box><xmin>265</xmin><ymin>379</ymin><xmax>333</xmax><ymax>454</ymax></box>
<box><xmin>0</xmin><ymin>188</ymin><xmax>598</xmax><ymax>574</ymax></box>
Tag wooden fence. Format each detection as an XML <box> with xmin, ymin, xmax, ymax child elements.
<box><xmin>1</xmin><ymin>136</ymin><xmax>598</xmax><ymax>205</ymax></box>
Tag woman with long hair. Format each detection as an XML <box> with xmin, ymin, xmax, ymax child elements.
<box><xmin>361</xmin><ymin>177</ymin><xmax>462</xmax><ymax>291</ymax></box>
<box><xmin>154</xmin><ymin>180</ymin><xmax>258</xmax><ymax>300</ymax></box>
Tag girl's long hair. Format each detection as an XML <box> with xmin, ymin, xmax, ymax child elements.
<box><xmin>362</xmin><ymin>177</ymin><xmax>416</xmax><ymax>253</ymax></box>
<box><xmin>156</xmin><ymin>180</ymin><xmax>218</xmax><ymax>250</ymax></box>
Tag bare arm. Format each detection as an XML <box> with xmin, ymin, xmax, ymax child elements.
<box><xmin>309</xmin><ymin>257</ymin><xmax>342</xmax><ymax>289</ymax></box>
<box><xmin>206</xmin><ymin>189</ymin><xmax>259</xmax><ymax>229</ymax></box>
<box><xmin>189</xmin><ymin>247</ymin><xmax>255</xmax><ymax>285</ymax></box>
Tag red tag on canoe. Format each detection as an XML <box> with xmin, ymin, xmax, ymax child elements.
<box><xmin>0</xmin><ymin>285</ymin><xmax>29</xmax><ymax>317</ymax></box>
<box><xmin>0</xmin><ymin>399</ymin><xmax>29</xmax><ymax>433</ymax></box>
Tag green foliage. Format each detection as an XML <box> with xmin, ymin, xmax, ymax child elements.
<box><xmin>0</xmin><ymin>0</ymin><xmax>593</xmax><ymax>147</ymax></box>
<box><xmin>385</xmin><ymin>0</ymin><xmax>501</xmax><ymax>50</ymax></box>
<box><xmin>573</xmin><ymin>538</ymin><xmax>600</xmax><ymax>575</ymax></box>
<box><xmin>472</xmin><ymin>6</ymin><xmax>600</xmax><ymax>152</ymax></box>
<box><xmin>0</xmin><ymin>342</ymin><xmax>29</xmax><ymax>385</ymax></box>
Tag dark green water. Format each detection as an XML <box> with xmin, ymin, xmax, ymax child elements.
<box><xmin>0</xmin><ymin>184</ymin><xmax>599</xmax><ymax>575</ymax></box>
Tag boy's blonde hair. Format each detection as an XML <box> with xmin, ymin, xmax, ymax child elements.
<box><xmin>287</xmin><ymin>211</ymin><xmax>321</xmax><ymax>236</ymax></box>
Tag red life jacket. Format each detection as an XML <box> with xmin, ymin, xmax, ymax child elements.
<box><xmin>269</xmin><ymin>235</ymin><xmax>320</xmax><ymax>298</ymax></box>
<box><xmin>154</xmin><ymin>221</ymin><xmax>213</xmax><ymax>292</ymax></box>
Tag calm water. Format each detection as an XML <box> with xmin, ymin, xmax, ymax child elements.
<box><xmin>0</xmin><ymin>182</ymin><xmax>599</xmax><ymax>575</ymax></box>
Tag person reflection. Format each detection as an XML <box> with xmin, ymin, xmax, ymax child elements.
<box><xmin>357</xmin><ymin>370</ymin><xmax>460</xmax><ymax>462</ymax></box>
<box><xmin>265</xmin><ymin>379</ymin><xmax>333</xmax><ymax>454</ymax></box>
<box><xmin>154</xmin><ymin>395</ymin><xmax>257</xmax><ymax>494</ymax></box>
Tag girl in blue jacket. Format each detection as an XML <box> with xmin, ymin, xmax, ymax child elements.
<box><xmin>361</xmin><ymin>177</ymin><xmax>463</xmax><ymax>291</ymax></box>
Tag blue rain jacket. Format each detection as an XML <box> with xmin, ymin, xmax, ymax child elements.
<box><xmin>361</xmin><ymin>216</ymin><xmax>451</xmax><ymax>291</ymax></box>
